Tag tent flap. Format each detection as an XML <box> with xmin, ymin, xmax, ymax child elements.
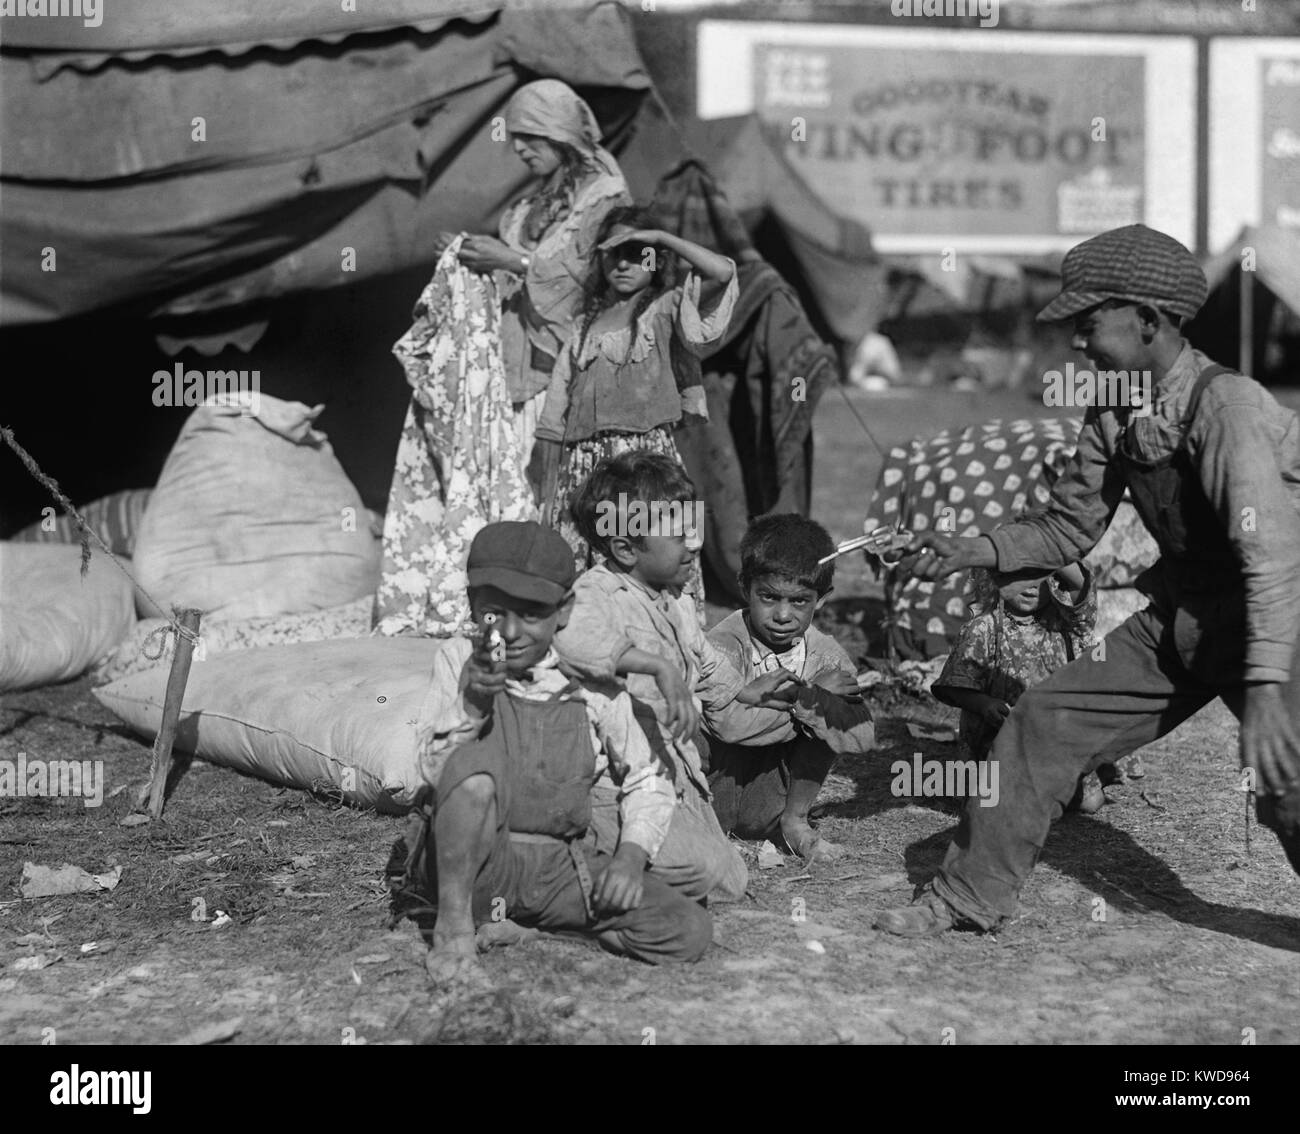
<box><xmin>0</xmin><ymin>2</ymin><xmax>651</xmax><ymax>326</ymax></box>
<box><xmin>0</xmin><ymin>0</ymin><xmax>496</xmax><ymax>56</ymax></box>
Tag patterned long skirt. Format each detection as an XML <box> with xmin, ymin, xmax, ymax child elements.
<box><xmin>549</xmin><ymin>427</ymin><xmax>705</xmax><ymax>624</ymax></box>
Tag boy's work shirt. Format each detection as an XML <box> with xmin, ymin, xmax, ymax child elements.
<box><xmin>704</xmin><ymin>610</ymin><xmax>875</xmax><ymax>754</ymax></box>
<box><xmin>986</xmin><ymin>344</ymin><xmax>1300</xmax><ymax>684</ymax></box>
<box><xmin>416</xmin><ymin>638</ymin><xmax>675</xmax><ymax>860</ymax></box>
<box><xmin>555</xmin><ymin>563</ymin><xmax>746</xmax><ymax>798</ymax></box>
<box><xmin>935</xmin><ymin>574</ymin><xmax>1097</xmax><ymax>759</ymax></box>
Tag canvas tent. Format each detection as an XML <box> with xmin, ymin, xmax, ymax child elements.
<box><xmin>681</xmin><ymin>114</ymin><xmax>882</xmax><ymax>344</ymax></box>
<box><xmin>0</xmin><ymin>1</ymin><xmax>661</xmax><ymax>328</ymax></box>
<box><xmin>1191</xmin><ymin>225</ymin><xmax>1300</xmax><ymax>384</ymax></box>
<box><xmin>0</xmin><ymin>1</ymin><xmax>837</xmax><ymax>591</ymax></box>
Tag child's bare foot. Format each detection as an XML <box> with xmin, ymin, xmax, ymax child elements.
<box><xmin>426</xmin><ymin>926</ymin><xmax>488</xmax><ymax>988</ymax></box>
<box><xmin>475</xmin><ymin>918</ymin><xmax>540</xmax><ymax>951</ymax></box>
<box><xmin>781</xmin><ymin>818</ymin><xmax>845</xmax><ymax>863</ymax></box>
<box><xmin>801</xmin><ymin>836</ymin><xmax>846</xmax><ymax>863</ymax></box>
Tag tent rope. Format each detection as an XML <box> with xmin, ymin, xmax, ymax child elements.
<box><xmin>834</xmin><ymin>382</ymin><xmax>888</xmax><ymax>459</ymax></box>
<box><xmin>0</xmin><ymin>423</ymin><xmax>201</xmax><ymax>648</ymax></box>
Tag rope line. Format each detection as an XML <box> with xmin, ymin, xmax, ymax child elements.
<box><xmin>835</xmin><ymin>381</ymin><xmax>888</xmax><ymax>460</ymax></box>
<box><xmin>1</xmin><ymin>423</ymin><xmax>202</xmax><ymax>647</ymax></box>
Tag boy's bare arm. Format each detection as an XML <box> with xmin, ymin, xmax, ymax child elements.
<box><xmin>614</xmin><ymin>646</ymin><xmax>698</xmax><ymax>741</ymax></box>
<box><xmin>1053</xmin><ymin>561</ymin><xmax>1086</xmax><ymax>598</ymax></box>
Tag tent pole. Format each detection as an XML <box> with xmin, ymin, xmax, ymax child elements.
<box><xmin>1239</xmin><ymin>263</ymin><xmax>1253</xmax><ymax>376</ymax></box>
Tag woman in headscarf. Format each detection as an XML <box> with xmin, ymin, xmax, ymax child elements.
<box><xmin>376</xmin><ymin>80</ymin><xmax>631</xmax><ymax>636</ymax></box>
<box><xmin>454</xmin><ymin>79</ymin><xmax>632</xmax><ymax>452</ymax></box>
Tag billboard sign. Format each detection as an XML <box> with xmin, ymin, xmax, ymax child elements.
<box><xmin>699</xmin><ymin>23</ymin><xmax>1197</xmax><ymax>254</ymax></box>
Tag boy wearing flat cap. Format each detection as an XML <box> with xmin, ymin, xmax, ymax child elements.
<box><xmin>391</xmin><ymin>521</ymin><xmax>711</xmax><ymax>983</ymax></box>
<box><xmin>876</xmin><ymin>224</ymin><xmax>1300</xmax><ymax>936</ymax></box>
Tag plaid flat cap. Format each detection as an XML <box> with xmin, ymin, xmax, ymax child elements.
<box><xmin>1037</xmin><ymin>224</ymin><xmax>1207</xmax><ymax>323</ymax></box>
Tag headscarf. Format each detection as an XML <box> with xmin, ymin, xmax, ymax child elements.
<box><xmin>502</xmin><ymin>79</ymin><xmax>623</xmax><ymax>245</ymax></box>
<box><xmin>503</xmin><ymin>79</ymin><xmax>603</xmax><ymax>155</ymax></box>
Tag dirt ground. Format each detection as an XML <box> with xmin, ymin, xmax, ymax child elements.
<box><xmin>4</xmin><ymin>386</ymin><xmax>1300</xmax><ymax>1045</ymax></box>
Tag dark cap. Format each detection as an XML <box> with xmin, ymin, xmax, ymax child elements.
<box><xmin>1037</xmin><ymin>224</ymin><xmax>1207</xmax><ymax>323</ymax></box>
<box><xmin>466</xmin><ymin>521</ymin><xmax>576</xmax><ymax>607</ymax></box>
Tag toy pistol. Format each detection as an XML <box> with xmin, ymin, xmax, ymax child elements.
<box><xmin>818</xmin><ymin>525</ymin><xmax>914</xmax><ymax>566</ymax></box>
<box><xmin>479</xmin><ymin>611</ymin><xmax>506</xmax><ymax>666</ymax></box>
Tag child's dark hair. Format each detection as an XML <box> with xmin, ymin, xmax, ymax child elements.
<box><xmin>569</xmin><ymin>451</ymin><xmax>696</xmax><ymax>560</ymax></box>
<box><xmin>968</xmin><ymin>567</ymin><xmax>1000</xmax><ymax>615</ymax></box>
<box><xmin>738</xmin><ymin>514</ymin><xmax>835</xmax><ymax>596</ymax></box>
<box><xmin>575</xmin><ymin>205</ymin><xmax>676</xmax><ymax>365</ymax></box>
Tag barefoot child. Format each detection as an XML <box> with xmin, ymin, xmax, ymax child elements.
<box><xmin>533</xmin><ymin>206</ymin><xmax>737</xmax><ymax>581</ymax></box>
<box><xmin>394</xmin><ymin>520</ymin><xmax>712</xmax><ymax>984</ymax></box>
<box><xmin>931</xmin><ymin>561</ymin><xmax>1106</xmax><ymax>811</ymax></box>
<box><xmin>555</xmin><ymin>452</ymin><xmax>802</xmax><ymax>902</ymax></box>
<box><xmin>704</xmin><ymin>515</ymin><xmax>876</xmax><ymax>861</ymax></box>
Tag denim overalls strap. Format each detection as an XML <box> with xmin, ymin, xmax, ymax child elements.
<box><xmin>1119</xmin><ymin>363</ymin><xmax>1238</xmax><ymax>571</ymax></box>
<box><xmin>1120</xmin><ymin>363</ymin><xmax>1246</xmax><ymax>682</ymax></box>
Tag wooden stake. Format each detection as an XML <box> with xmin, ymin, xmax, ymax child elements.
<box><xmin>147</xmin><ymin>609</ymin><xmax>202</xmax><ymax>819</ymax></box>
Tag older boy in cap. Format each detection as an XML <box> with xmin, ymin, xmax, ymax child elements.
<box><xmin>392</xmin><ymin>521</ymin><xmax>711</xmax><ymax>982</ymax></box>
<box><xmin>876</xmin><ymin>224</ymin><xmax>1300</xmax><ymax>936</ymax></box>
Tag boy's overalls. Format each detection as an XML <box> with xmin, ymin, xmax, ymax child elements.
<box><xmin>390</xmin><ymin>686</ymin><xmax>711</xmax><ymax>964</ymax></box>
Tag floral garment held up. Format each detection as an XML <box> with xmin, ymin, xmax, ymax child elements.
<box><xmin>374</xmin><ymin>237</ymin><xmax>535</xmax><ymax>638</ymax></box>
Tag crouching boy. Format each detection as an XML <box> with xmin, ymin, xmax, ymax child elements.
<box><xmin>705</xmin><ymin>516</ymin><xmax>876</xmax><ymax>861</ymax></box>
<box><xmin>396</xmin><ymin>521</ymin><xmax>711</xmax><ymax>985</ymax></box>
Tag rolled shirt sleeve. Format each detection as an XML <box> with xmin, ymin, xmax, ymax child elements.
<box><xmin>675</xmin><ymin>263</ymin><xmax>739</xmax><ymax>359</ymax></box>
<box><xmin>585</xmin><ymin>684</ymin><xmax>676</xmax><ymax>860</ymax></box>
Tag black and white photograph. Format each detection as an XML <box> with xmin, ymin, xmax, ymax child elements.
<box><xmin>2</xmin><ymin>0</ymin><xmax>1299</xmax><ymax>1071</ymax></box>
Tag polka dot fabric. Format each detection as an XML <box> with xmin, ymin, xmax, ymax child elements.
<box><xmin>865</xmin><ymin>417</ymin><xmax>1080</xmax><ymax>660</ymax></box>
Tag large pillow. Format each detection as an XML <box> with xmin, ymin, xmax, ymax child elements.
<box><xmin>132</xmin><ymin>394</ymin><xmax>380</xmax><ymax>620</ymax></box>
<box><xmin>93</xmin><ymin>638</ymin><xmax>448</xmax><ymax>813</ymax></box>
<box><xmin>1</xmin><ymin>543</ymin><xmax>137</xmax><ymax>692</ymax></box>
<box><xmin>94</xmin><ymin>595</ymin><xmax>374</xmax><ymax>685</ymax></box>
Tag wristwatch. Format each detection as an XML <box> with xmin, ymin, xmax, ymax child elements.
<box><xmin>519</xmin><ymin>253</ymin><xmax>531</xmax><ymax>272</ymax></box>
